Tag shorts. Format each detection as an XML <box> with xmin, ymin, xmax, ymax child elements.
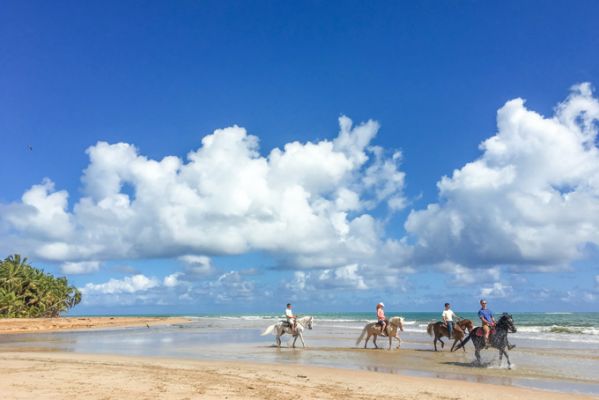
<box><xmin>377</xmin><ymin>320</ymin><xmax>385</xmax><ymax>326</ymax></box>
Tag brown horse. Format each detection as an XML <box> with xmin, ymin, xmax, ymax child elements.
<box><xmin>426</xmin><ymin>319</ymin><xmax>474</xmax><ymax>352</ymax></box>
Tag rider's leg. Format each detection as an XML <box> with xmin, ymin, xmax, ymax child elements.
<box><xmin>447</xmin><ymin>321</ymin><xmax>454</xmax><ymax>339</ymax></box>
<box><xmin>482</xmin><ymin>323</ymin><xmax>490</xmax><ymax>346</ymax></box>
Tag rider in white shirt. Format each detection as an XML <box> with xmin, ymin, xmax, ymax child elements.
<box><xmin>442</xmin><ymin>302</ymin><xmax>458</xmax><ymax>339</ymax></box>
<box><xmin>285</xmin><ymin>303</ymin><xmax>297</xmax><ymax>334</ymax></box>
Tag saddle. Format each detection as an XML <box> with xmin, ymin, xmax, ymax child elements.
<box><xmin>475</xmin><ymin>327</ymin><xmax>495</xmax><ymax>337</ymax></box>
<box><xmin>281</xmin><ymin>320</ymin><xmax>291</xmax><ymax>327</ymax></box>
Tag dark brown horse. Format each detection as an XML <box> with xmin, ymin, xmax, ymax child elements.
<box><xmin>426</xmin><ymin>319</ymin><xmax>474</xmax><ymax>351</ymax></box>
<box><xmin>452</xmin><ymin>314</ymin><xmax>517</xmax><ymax>369</ymax></box>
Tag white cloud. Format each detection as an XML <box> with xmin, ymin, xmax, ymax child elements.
<box><xmin>406</xmin><ymin>83</ymin><xmax>599</xmax><ymax>270</ymax></box>
<box><xmin>81</xmin><ymin>274</ymin><xmax>159</xmax><ymax>295</ymax></box>
<box><xmin>2</xmin><ymin>179</ymin><xmax>73</xmax><ymax>241</ymax></box>
<box><xmin>80</xmin><ymin>268</ymin><xmax>259</xmax><ymax>306</ymax></box>
<box><xmin>561</xmin><ymin>289</ymin><xmax>598</xmax><ymax>303</ymax></box>
<box><xmin>0</xmin><ymin>117</ymin><xmax>406</xmax><ymax>273</ymax></box>
<box><xmin>438</xmin><ymin>262</ymin><xmax>500</xmax><ymax>286</ymax></box>
<box><xmin>480</xmin><ymin>282</ymin><xmax>513</xmax><ymax>299</ymax></box>
<box><xmin>60</xmin><ymin>261</ymin><xmax>101</xmax><ymax>274</ymax></box>
<box><xmin>178</xmin><ymin>255</ymin><xmax>215</xmax><ymax>277</ymax></box>
<box><xmin>286</xmin><ymin>263</ymin><xmax>405</xmax><ymax>293</ymax></box>
<box><xmin>207</xmin><ymin>271</ymin><xmax>256</xmax><ymax>303</ymax></box>
<box><xmin>163</xmin><ymin>272</ymin><xmax>183</xmax><ymax>288</ymax></box>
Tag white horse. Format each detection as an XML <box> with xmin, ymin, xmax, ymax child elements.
<box><xmin>356</xmin><ymin>316</ymin><xmax>405</xmax><ymax>350</ymax></box>
<box><xmin>261</xmin><ymin>316</ymin><xmax>314</xmax><ymax>348</ymax></box>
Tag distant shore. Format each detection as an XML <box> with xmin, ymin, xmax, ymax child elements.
<box><xmin>1</xmin><ymin>352</ymin><xmax>595</xmax><ymax>400</ymax></box>
<box><xmin>0</xmin><ymin>316</ymin><xmax>190</xmax><ymax>334</ymax></box>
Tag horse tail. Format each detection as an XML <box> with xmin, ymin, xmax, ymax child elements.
<box><xmin>452</xmin><ymin>332</ymin><xmax>472</xmax><ymax>352</ymax></box>
<box><xmin>426</xmin><ymin>323</ymin><xmax>434</xmax><ymax>337</ymax></box>
<box><xmin>261</xmin><ymin>324</ymin><xmax>276</xmax><ymax>336</ymax></box>
<box><xmin>356</xmin><ymin>326</ymin><xmax>368</xmax><ymax>346</ymax></box>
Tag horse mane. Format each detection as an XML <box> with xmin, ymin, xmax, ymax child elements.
<box><xmin>389</xmin><ymin>316</ymin><xmax>404</xmax><ymax>326</ymax></box>
<box><xmin>297</xmin><ymin>315</ymin><xmax>312</xmax><ymax>325</ymax></box>
<box><xmin>497</xmin><ymin>313</ymin><xmax>511</xmax><ymax>325</ymax></box>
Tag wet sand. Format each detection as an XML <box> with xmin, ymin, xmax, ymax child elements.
<box><xmin>0</xmin><ymin>317</ymin><xmax>190</xmax><ymax>334</ymax></box>
<box><xmin>1</xmin><ymin>351</ymin><xmax>595</xmax><ymax>400</ymax></box>
<box><xmin>1</xmin><ymin>317</ymin><xmax>598</xmax><ymax>398</ymax></box>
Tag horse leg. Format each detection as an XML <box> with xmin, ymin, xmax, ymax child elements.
<box><xmin>364</xmin><ymin>334</ymin><xmax>370</xmax><ymax>349</ymax></box>
<box><xmin>501</xmin><ymin>348</ymin><xmax>511</xmax><ymax>369</ymax></box>
<box><xmin>299</xmin><ymin>332</ymin><xmax>306</xmax><ymax>348</ymax></box>
<box><xmin>439</xmin><ymin>338</ymin><xmax>445</xmax><ymax>349</ymax></box>
<box><xmin>373</xmin><ymin>335</ymin><xmax>379</xmax><ymax>349</ymax></box>
<box><xmin>475</xmin><ymin>348</ymin><xmax>481</xmax><ymax>366</ymax></box>
<box><xmin>433</xmin><ymin>336</ymin><xmax>438</xmax><ymax>351</ymax></box>
<box><xmin>451</xmin><ymin>338</ymin><xmax>458</xmax><ymax>352</ymax></box>
<box><xmin>292</xmin><ymin>334</ymin><xmax>297</xmax><ymax>348</ymax></box>
<box><xmin>276</xmin><ymin>333</ymin><xmax>281</xmax><ymax>347</ymax></box>
<box><xmin>388</xmin><ymin>335</ymin><xmax>392</xmax><ymax>350</ymax></box>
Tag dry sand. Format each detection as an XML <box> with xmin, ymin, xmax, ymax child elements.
<box><xmin>0</xmin><ymin>351</ymin><xmax>595</xmax><ymax>400</ymax></box>
<box><xmin>0</xmin><ymin>316</ymin><xmax>190</xmax><ymax>334</ymax></box>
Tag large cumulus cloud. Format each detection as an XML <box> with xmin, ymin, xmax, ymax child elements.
<box><xmin>405</xmin><ymin>83</ymin><xmax>599</xmax><ymax>270</ymax></box>
<box><xmin>0</xmin><ymin>116</ymin><xmax>407</xmax><ymax>276</ymax></box>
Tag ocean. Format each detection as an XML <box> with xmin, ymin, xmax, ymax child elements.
<box><xmin>187</xmin><ymin>311</ymin><xmax>599</xmax><ymax>343</ymax></box>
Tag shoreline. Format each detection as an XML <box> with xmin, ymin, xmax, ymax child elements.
<box><xmin>0</xmin><ymin>316</ymin><xmax>190</xmax><ymax>335</ymax></box>
<box><xmin>1</xmin><ymin>316</ymin><xmax>597</xmax><ymax>398</ymax></box>
<box><xmin>1</xmin><ymin>351</ymin><xmax>596</xmax><ymax>400</ymax></box>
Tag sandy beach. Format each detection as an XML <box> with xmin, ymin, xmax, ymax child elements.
<box><xmin>0</xmin><ymin>317</ymin><xmax>190</xmax><ymax>334</ymax></box>
<box><xmin>1</xmin><ymin>351</ymin><xmax>595</xmax><ymax>400</ymax></box>
<box><xmin>1</xmin><ymin>315</ymin><xmax>598</xmax><ymax>399</ymax></box>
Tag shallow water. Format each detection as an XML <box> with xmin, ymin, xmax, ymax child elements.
<box><xmin>1</xmin><ymin>316</ymin><xmax>598</xmax><ymax>396</ymax></box>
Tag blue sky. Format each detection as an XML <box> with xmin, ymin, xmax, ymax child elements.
<box><xmin>1</xmin><ymin>1</ymin><xmax>599</xmax><ymax>314</ymax></box>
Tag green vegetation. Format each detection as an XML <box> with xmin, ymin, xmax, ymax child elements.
<box><xmin>0</xmin><ymin>254</ymin><xmax>81</xmax><ymax>318</ymax></box>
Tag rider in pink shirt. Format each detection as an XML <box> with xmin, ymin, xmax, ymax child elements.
<box><xmin>376</xmin><ymin>303</ymin><xmax>387</xmax><ymax>335</ymax></box>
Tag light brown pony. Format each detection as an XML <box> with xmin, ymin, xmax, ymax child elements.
<box><xmin>426</xmin><ymin>319</ymin><xmax>474</xmax><ymax>352</ymax></box>
<box><xmin>356</xmin><ymin>316</ymin><xmax>404</xmax><ymax>350</ymax></box>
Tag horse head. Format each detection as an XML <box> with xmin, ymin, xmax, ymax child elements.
<box><xmin>389</xmin><ymin>316</ymin><xmax>405</xmax><ymax>332</ymax></box>
<box><xmin>459</xmin><ymin>319</ymin><xmax>474</xmax><ymax>333</ymax></box>
<box><xmin>302</xmin><ymin>316</ymin><xmax>313</xmax><ymax>330</ymax></box>
<box><xmin>499</xmin><ymin>313</ymin><xmax>517</xmax><ymax>333</ymax></box>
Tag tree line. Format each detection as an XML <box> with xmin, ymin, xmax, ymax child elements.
<box><xmin>0</xmin><ymin>254</ymin><xmax>81</xmax><ymax>318</ymax></box>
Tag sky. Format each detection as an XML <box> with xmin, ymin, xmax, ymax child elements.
<box><xmin>1</xmin><ymin>1</ymin><xmax>599</xmax><ymax>314</ymax></box>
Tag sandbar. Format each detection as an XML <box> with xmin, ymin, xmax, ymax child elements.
<box><xmin>0</xmin><ymin>316</ymin><xmax>190</xmax><ymax>334</ymax></box>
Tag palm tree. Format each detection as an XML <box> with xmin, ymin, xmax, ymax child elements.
<box><xmin>0</xmin><ymin>254</ymin><xmax>82</xmax><ymax>318</ymax></box>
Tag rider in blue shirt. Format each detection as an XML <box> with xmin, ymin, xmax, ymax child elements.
<box><xmin>478</xmin><ymin>299</ymin><xmax>495</xmax><ymax>346</ymax></box>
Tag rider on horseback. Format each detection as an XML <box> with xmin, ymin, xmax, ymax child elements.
<box><xmin>376</xmin><ymin>302</ymin><xmax>387</xmax><ymax>336</ymax></box>
<box><xmin>285</xmin><ymin>303</ymin><xmax>297</xmax><ymax>335</ymax></box>
<box><xmin>442</xmin><ymin>302</ymin><xmax>459</xmax><ymax>339</ymax></box>
<box><xmin>478</xmin><ymin>299</ymin><xmax>495</xmax><ymax>347</ymax></box>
